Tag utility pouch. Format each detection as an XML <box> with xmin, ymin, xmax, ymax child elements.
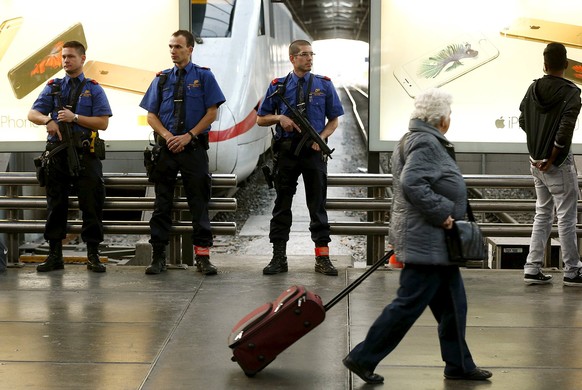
<box><xmin>93</xmin><ymin>137</ymin><xmax>106</xmax><ymax>160</ymax></box>
<box><xmin>200</xmin><ymin>133</ymin><xmax>209</xmax><ymax>150</ymax></box>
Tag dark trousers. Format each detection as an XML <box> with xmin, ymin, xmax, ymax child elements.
<box><xmin>149</xmin><ymin>145</ymin><xmax>212</xmax><ymax>247</ymax></box>
<box><xmin>349</xmin><ymin>264</ymin><xmax>476</xmax><ymax>374</ymax></box>
<box><xmin>269</xmin><ymin>144</ymin><xmax>330</xmax><ymax>245</ymax></box>
<box><xmin>44</xmin><ymin>152</ymin><xmax>105</xmax><ymax>244</ymax></box>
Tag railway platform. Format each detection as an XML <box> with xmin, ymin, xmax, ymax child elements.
<box><xmin>1</xmin><ymin>259</ymin><xmax>581</xmax><ymax>390</ymax></box>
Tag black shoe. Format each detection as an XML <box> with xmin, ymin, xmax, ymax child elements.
<box><xmin>195</xmin><ymin>255</ymin><xmax>218</xmax><ymax>275</ymax></box>
<box><xmin>145</xmin><ymin>261</ymin><xmax>165</xmax><ymax>275</ymax></box>
<box><xmin>342</xmin><ymin>356</ymin><xmax>384</xmax><ymax>384</ymax></box>
<box><xmin>87</xmin><ymin>254</ymin><xmax>106</xmax><ymax>273</ymax></box>
<box><xmin>444</xmin><ymin>367</ymin><xmax>492</xmax><ymax>380</ymax></box>
<box><xmin>262</xmin><ymin>258</ymin><xmax>288</xmax><ymax>275</ymax></box>
<box><xmin>524</xmin><ymin>271</ymin><xmax>552</xmax><ymax>285</ymax></box>
<box><xmin>564</xmin><ymin>272</ymin><xmax>582</xmax><ymax>286</ymax></box>
<box><xmin>36</xmin><ymin>254</ymin><xmax>64</xmax><ymax>272</ymax></box>
<box><xmin>315</xmin><ymin>256</ymin><xmax>338</xmax><ymax>276</ymax></box>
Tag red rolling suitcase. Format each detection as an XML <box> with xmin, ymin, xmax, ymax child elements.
<box><xmin>228</xmin><ymin>251</ymin><xmax>392</xmax><ymax>377</ymax></box>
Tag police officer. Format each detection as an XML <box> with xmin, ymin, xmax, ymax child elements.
<box><xmin>140</xmin><ymin>30</ymin><xmax>225</xmax><ymax>275</ymax></box>
<box><xmin>28</xmin><ymin>40</ymin><xmax>112</xmax><ymax>273</ymax></box>
<box><xmin>257</xmin><ymin>39</ymin><xmax>344</xmax><ymax>276</ymax></box>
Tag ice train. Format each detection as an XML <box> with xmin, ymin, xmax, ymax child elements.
<box><xmin>193</xmin><ymin>0</ymin><xmax>310</xmax><ymax>182</ymax></box>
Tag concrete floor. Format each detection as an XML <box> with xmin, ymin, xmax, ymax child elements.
<box><xmin>2</xmin><ymin>89</ymin><xmax>578</xmax><ymax>389</ymax></box>
<box><xmin>1</xmin><ymin>260</ymin><xmax>581</xmax><ymax>390</ymax></box>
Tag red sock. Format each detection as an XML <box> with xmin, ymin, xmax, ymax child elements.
<box><xmin>315</xmin><ymin>247</ymin><xmax>329</xmax><ymax>257</ymax></box>
<box><xmin>195</xmin><ymin>246</ymin><xmax>210</xmax><ymax>256</ymax></box>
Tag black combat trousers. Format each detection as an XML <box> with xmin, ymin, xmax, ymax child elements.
<box><xmin>44</xmin><ymin>147</ymin><xmax>105</xmax><ymax>244</ymax></box>
<box><xmin>149</xmin><ymin>144</ymin><xmax>213</xmax><ymax>247</ymax></box>
<box><xmin>269</xmin><ymin>140</ymin><xmax>330</xmax><ymax>245</ymax></box>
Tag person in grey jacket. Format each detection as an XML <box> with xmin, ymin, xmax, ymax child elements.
<box><xmin>342</xmin><ymin>88</ymin><xmax>492</xmax><ymax>384</ymax></box>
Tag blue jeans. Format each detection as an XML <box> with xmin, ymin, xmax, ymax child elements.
<box><xmin>525</xmin><ymin>155</ymin><xmax>581</xmax><ymax>278</ymax></box>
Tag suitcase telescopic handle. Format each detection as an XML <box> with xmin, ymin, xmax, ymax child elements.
<box><xmin>323</xmin><ymin>250</ymin><xmax>394</xmax><ymax>312</ymax></box>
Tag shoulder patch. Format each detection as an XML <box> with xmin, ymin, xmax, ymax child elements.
<box><xmin>88</xmin><ymin>79</ymin><xmax>99</xmax><ymax>85</ymax></box>
<box><xmin>47</xmin><ymin>78</ymin><xmax>58</xmax><ymax>86</ymax></box>
<box><xmin>156</xmin><ymin>69</ymin><xmax>171</xmax><ymax>77</ymax></box>
<box><xmin>271</xmin><ymin>78</ymin><xmax>281</xmax><ymax>86</ymax></box>
<box><xmin>316</xmin><ymin>75</ymin><xmax>332</xmax><ymax>81</ymax></box>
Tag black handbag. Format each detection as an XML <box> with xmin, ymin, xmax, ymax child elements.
<box><xmin>445</xmin><ymin>202</ymin><xmax>487</xmax><ymax>262</ymax></box>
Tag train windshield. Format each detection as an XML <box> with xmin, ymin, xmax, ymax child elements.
<box><xmin>192</xmin><ymin>0</ymin><xmax>236</xmax><ymax>38</ymax></box>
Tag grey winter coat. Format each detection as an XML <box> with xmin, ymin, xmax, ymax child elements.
<box><xmin>389</xmin><ymin>119</ymin><xmax>467</xmax><ymax>265</ymax></box>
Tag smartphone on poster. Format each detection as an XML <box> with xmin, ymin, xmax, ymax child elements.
<box><xmin>83</xmin><ymin>60</ymin><xmax>155</xmax><ymax>94</ymax></box>
<box><xmin>7</xmin><ymin>22</ymin><xmax>87</xmax><ymax>99</ymax></box>
<box><xmin>501</xmin><ymin>18</ymin><xmax>582</xmax><ymax>48</ymax></box>
<box><xmin>564</xmin><ymin>57</ymin><xmax>582</xmax><ymax>85</ymax></box>
<box><xmin>0</xmin><ymin>17</ymin><xmax>23</xmax><ymax>62</ymax></box>
<box><xmin>393</xmin><ymin>33</ymin><xmax>499</xmax><ymax>98</ymax></box>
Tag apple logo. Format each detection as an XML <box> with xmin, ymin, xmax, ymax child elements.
<box><xmin>495</xmin><ymin>116</ymin><xmax>505</xmax><ymax>128</ymax></box>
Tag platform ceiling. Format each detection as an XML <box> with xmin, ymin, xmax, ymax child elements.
<box><xmin>279</xmin><ymin>0</ymin><xmax>370</xmax><ymax>43</ymax></box>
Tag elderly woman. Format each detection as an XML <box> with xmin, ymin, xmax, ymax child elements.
<box><xmin>342</xmin><ymin>88</ymin><xmax>492</xmax><ymax>384</ymax></box>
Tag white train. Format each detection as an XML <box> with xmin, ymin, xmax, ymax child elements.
<box><xmin>193</xmin><ymin>0</ymin><xmax>310</xmax><ymax>182</ymax></box>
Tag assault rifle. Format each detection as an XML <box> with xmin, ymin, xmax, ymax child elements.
<box><xmin>269</xmin><ymin>85</ymin><xmax>335</xmax><ymax>159</ymax></box>
<box><xmin>50</xmin><ymin>84</ymin><xmax>81</xmax><ymax>177</ymax></box>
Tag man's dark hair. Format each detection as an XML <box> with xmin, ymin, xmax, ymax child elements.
<box><xmin>289</xmin><ymin>39</ymin><xmax>311</xmax><ymax>56</ymax></box>
<box><xmin>63</xmin><ymin>41</ymin><xmax>86</xmax><ymax>55</ymax></box>
<box><xmin>173</xmin><ymin>30</ymin><xmax>195</xmax><ymax>48</ymax></box>
<box><xmin>543</xmin><ymin>42</ymin><xmax>567</xmax><ymax>71</ymax></box>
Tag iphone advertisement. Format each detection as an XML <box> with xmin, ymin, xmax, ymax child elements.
<box><xmin>369</xmin><ymin>0</ymin><xmax>582</xmax><ymax>153</ymax></box>
<box><xmin>0</xmin><ymin>0</ymin><xmax>183</xmax><ymax>152</ymax></box>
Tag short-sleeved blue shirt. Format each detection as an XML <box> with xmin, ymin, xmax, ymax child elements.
<box><xmin>31</xmin><ymin>74</ymin><xmax>113</xmax><ymax>142</ymax></box>
<box><xmin>257</xmin><ymin>71</ymin><xmax>344</xmax><ymax>139</ymax></box>
<box><xmin>139</xmin><ymin>62</ymin><xmax>226</xmax><ymax>135</ymax></box>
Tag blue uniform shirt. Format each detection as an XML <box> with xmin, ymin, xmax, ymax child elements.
<box><xmin>257</xmin><ymin>71</ymin><xmax>344</xmax><ymax>139</ymax></box>
<box><xmin>31</xmin><ymin>74</ymin><xmax>112</xmax><ymax>142</ymax></box>
<box><xmin>139</xmin><ymin>62</ymin><xmax>226</xmax><ymax>135</ymax></box>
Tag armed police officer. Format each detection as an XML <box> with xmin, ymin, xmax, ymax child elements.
<box><xmin>140</xmin><ymin>30</ymin><xmax>225</xmax><ymax>275</ymax></box>
<box><xmin>28</xmin><ymin>40</ymin><xmax>112</xmax><ymax>273</ymax></box>
<box><xmin>257</xmin><ymin>39</ymin><xmax>344</xmax><ymax>276</ymax></box>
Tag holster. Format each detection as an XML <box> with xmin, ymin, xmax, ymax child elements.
<box><xmin>144</xmin><ymin>144</ymin><xmax>162</xmax><ymax>183</ymax></box>
<box><xmin>33</xmin><ymin>152</ymin><xmax>48</xmax><ymax>187</ymax></box>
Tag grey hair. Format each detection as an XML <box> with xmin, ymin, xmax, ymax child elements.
<box><xmin>410</xmin><ymin>88</ymin><xmax>452</xmax><ymax>127</ymax></box>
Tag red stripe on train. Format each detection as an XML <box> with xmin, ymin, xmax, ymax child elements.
<box><xmin>208</xmin><ymin>105</ymin><xmax>259</xmax><ymax>143</ymax></box>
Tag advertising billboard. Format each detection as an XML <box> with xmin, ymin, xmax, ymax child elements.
<box><xmin>369</xmin><ymin>0</ymin><xmax>582</xmax><ymax>153</ymax></box>
<box><xmin>0</xmin><ymin>0</ymin><xmax>188</xmax><ymax>152</ymax></box>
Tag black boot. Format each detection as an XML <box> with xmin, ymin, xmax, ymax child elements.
<box><xmin>315</xmin><ymin>246</ymin><xmax>338</xmax><ymax>276</ymax></box>
<box><xmin>146</xmin><ymin>243</ymin><xmax>166</xmax><ymax>275</ymax></box>
<box><xmin>263</xmin><ymin>241</ymin><xmax>288</xmax><ymax>275</ymax></box>
<box><xmin>37</xmin><ymin>240</ymin><xmax>64</xmax><ymax>272</ymax></box>
<box><xmin>87</xmin><ymin>243</ymin><xmax>106</xmax><ymax>273</ymax></box>
<box><xmin>195</xmin><ymin>255</ymin><xmax>218</xmax><ymax>275</ymax></box>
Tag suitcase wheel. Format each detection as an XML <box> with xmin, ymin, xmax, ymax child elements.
<box><xmin>244</xmin><ymin>371</ymin><xmax>256</xmax><ymax>377</ymax></box>
<box><xmin>231</xmin><ymin>356</ymin><xmax>237</xmax><ymax>362</ymax></box>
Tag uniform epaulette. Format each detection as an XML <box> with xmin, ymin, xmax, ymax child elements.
<box><xmin>47</xmin><ymin>78</ymin><xmax>59</xmax><ymax>86</ymax></box>
<box><xmin>271</xmin><ymin>78</ymin><xmax>281</xmax><ymax>85</ymax></box>
<box><xmin>194</xmin><ymin>64</ymin><xmax>211</xmax><ymax>71</ymax></box>
<box><xmin>156</xmin><ymin>69</ymin><xmax>171</xmax><ymax>77</ymax></box>
<box><xmin>316</xmin><ymin>75</ymin><xmax>332</xmax><ymax>81</ymax></box>
<box><xmin>88</xmin><ymin>79</ymin><xmax>99</xmax><ymax>85</ymax></box>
